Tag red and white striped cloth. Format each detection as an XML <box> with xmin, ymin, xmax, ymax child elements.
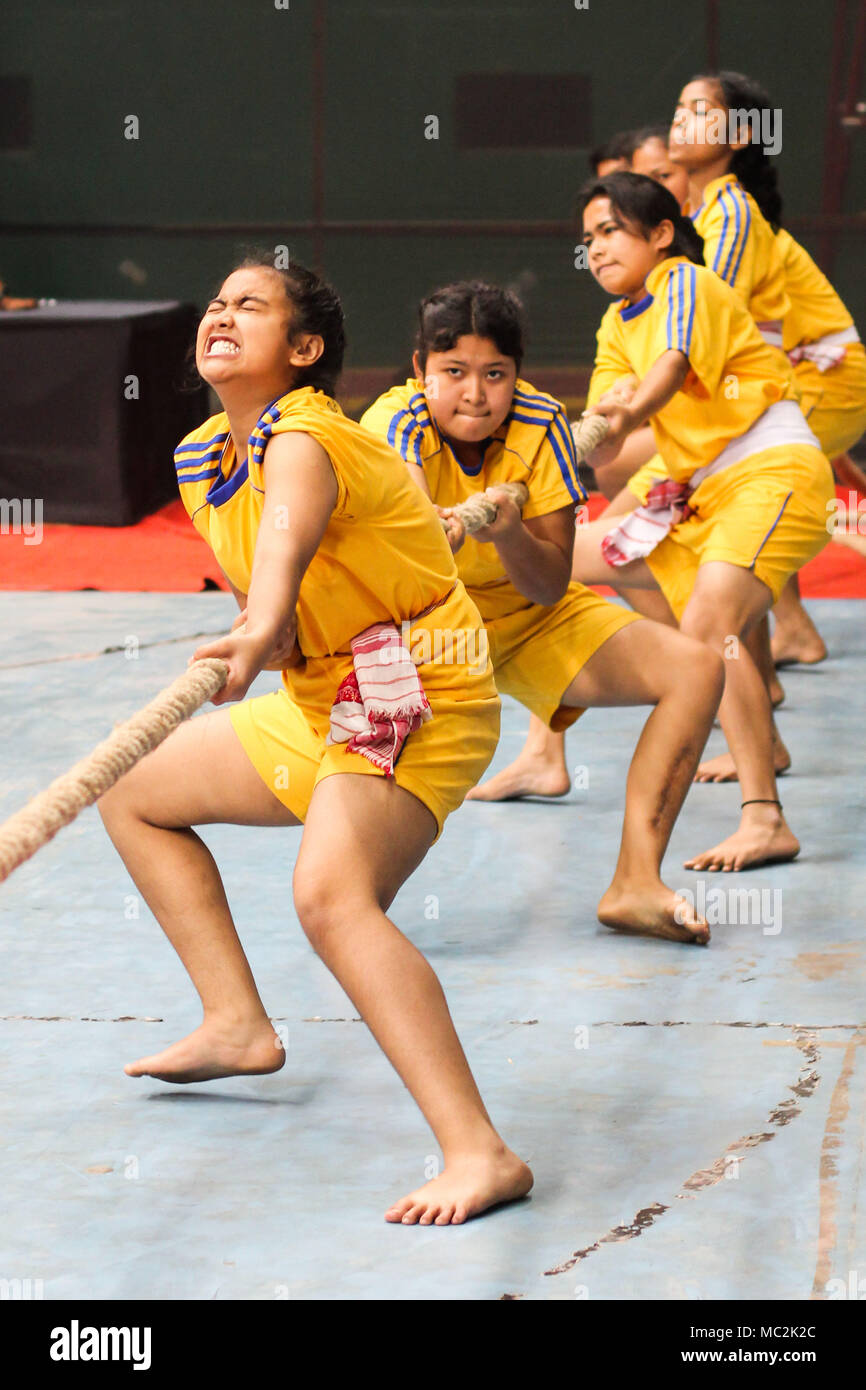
<box><xmin>327</xmin><ymin>622</ymin><xmax>432</xmax><ymax>775</ymax></box>
<box><xmin>601</xmin><ymin>478</ymin><xmax>694</xmax><ymax>567</ymax></box>
<box><xmin>787</xmin><ymin>325</ymin><xmax>860</xmax><ymax>373</ymax></box>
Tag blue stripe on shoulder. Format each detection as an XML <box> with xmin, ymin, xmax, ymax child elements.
<box><xmin>509</xmin><ymin>412</ymin><xmax>556</xmax><ymax>427</ymax></box>
<box><xmin>711</xmin><ymin>192</ymin><xmax>732</xmax><ymax>276</ymax></box>
<box><xmin>511</xmin><ymin>389</ymin><xmax>558</xmax><ymax>414</ymax></box>
<box><xmin>546</xmin><ymin>408</ymin><xmax>583</xmax><ymax>503</ymax></box>
<box><xmin>677</xmin><ymin>264</ymin><xmax>687</xmax><ymax>351</ymax></box>
<box><xmin>396</xmin><ymin>415</ymin><xmax>423</xmax><ymax>462</ymax></box>
<box><xmin>719</xmin><ymin>188</ymin><xmax>744</xmax><ymax>284</ymax></box>
<box><xmin>176</xmin><ymin>466</ymin><xmax>221</xmax><ymax>485</ymax></box>
<box><xmin>683</xmin><ymin>265</ymin><xmax>697</xmax><ymax>353</ymax></box>
<box><xmin>387</xmin><ymin>408</ymin><xmax>414</xmax><ymax>450</ymax></box>
<box><xmin>174</xmin><ymin>447</ymin><xmax>224</xmax><ymax>471</ymax></box>
<box><xmin>175</xmin><ymin>431</ymin><xmax>230</xmax><ymax>455</ymax></box>
<box><xmin>666</xmin><ymin>269</ymin><xmax>677</xmax><ymax>350</ymax></box>
<box><xmin>729</xmin><ymin>193</ymin><xmax>751</xmax><ymax>284</ymax></box>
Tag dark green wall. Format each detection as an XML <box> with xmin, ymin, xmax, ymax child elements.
<box><xmin>1</xmin><ymin>0</ymin><xmax>862</xmax><ymax>372</ymax></box>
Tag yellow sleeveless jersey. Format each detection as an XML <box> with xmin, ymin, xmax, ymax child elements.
<box><xmin>689</xmin><ymin>174</ymin><xmax>789</xmax><ymax>327</ymax></box>
<box><xmin>175</xmin><ymin>385</ymin><xmax>458</xmax><ymax>658</ymax></box>
<box><xmin>360</xmin><ymin>377</ymin><xmax>585</xmax><ymax>622</ymax></box>
<box><xmin>586</xmin><ymin>257</ymin><xmax>800</xmax><ymax>482</ymax></box>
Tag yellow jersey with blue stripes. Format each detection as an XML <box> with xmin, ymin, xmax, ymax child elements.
<box><xmin>689</xmin><ymin>174</ymin><xmax>789</xmax><ymax>330</ymax></box>
<box><xmin>776</xmin><ymin>228</ymin><xmax>855</xmax><ymax>351</ymax></box>
<box><xmin>360</xmin><ymin>377</ymin><xmax>585</xmax><ymax>621</ymax></box>
<box><xmin>175</xmin><ymin>385</ymin><xmax>458</xmax><ymax>659</ymax></box>
<box><xmin>587</xmin><ymin>257</ymin><xmax>799</xmax><ymax>482</ymax></box>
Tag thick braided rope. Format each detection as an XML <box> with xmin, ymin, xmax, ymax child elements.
<box><xmin>447</xmin><ymin>412</ymin><xmax>612</xmax><ymax>535</ymax></box>
<box><xmin>0</xmin><ymin>658</ymin><xmax>228</xmax><ymax>886</ymax></box>
<box><xmin>571</xmin><ymin>412</ymin><xmax>611</xmax><ymax>457</ymax></box>
<box><xmin>451</xmin><ymin>482</ymin><xmax>529</xmax><ymax>535</ymax></box>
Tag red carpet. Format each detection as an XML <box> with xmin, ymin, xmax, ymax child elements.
<box><xmin>2</xmin><ymin>500</ymin><xmax>226</xmax><ymax>593</ymax></box>
<box><xmin>2</xmin><ymin>492</ymin><xmax>865</xmax><ymax>597</ymax></box>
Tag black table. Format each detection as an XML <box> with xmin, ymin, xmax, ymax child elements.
<box><xmin>0</xmin><ymin>300</ymin><xmax>210</xmax><ymax>525</ymax></box>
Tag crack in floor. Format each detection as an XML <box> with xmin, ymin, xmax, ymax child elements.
<box><xmin>0</xmin><ymin>1014</ymin><xmax>165</xmax><ymax>1022</ymax></box>
<box><xmin>538</xmin><ymin>1029</ymin><xmax>821</xmax><ymax>1283</ymax></box>
<box><xmin>589</xmin><ymin>1022</ymin><xmax>862</xmax><ymax>1030</ymax></box>
<box><xmin>0</xmin><ymin>629</ymin><xmax>227</xmax><ymax>672</ymax></box>
<box><xmin>2</xmin><ymin>1016</ymin><xmax>859</xmax><ymax>1028</ymax></box>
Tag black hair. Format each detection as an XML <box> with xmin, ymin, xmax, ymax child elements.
<box><xmin>689</xmin><ymin>70</ymin><xmax>784</xmax><ymax>229</ymax></box>
<box><xmin>626</xmin><ymin>124</ymin><xmax>673</xmax><ymax>160</ymax></box>
<box><xmin>588</xmin><ymin>130</ymin><xmax>636</xmax><ymax>174</ymax></box>
<box><xmin>211</xmin><ymin>252</ymin><xmax>347</xmax><ymax>395</ymax></box>
<box><xmin>579</xmin><ymin>171</ymin><xmax>705</xmax><ymax>264</ymax></box>
<box><xmin>414</xmin><ymin>281</ymin><xmax>525</xmax><ymax>373</ymax></box>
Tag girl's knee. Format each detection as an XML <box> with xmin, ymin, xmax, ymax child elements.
<box><xmin>96</xmin><ymin>779</ymin><xmax>132</xmax><ymax>827</ymax></box>
<box><xmin>697</xmin><ymin>644</ymin><xmax>726</xmax><ymax>702</ymax></box>
<box><xmin>292</xmin><ymin>866</ymin><xmax>363</xmax><ymax>951</ymax></box>
<box><xmin>654</xmin><ymin>634</ymin><xmax>724</xmax><ymax>705</ymax></box>
<box><xmin>679</xmin><ymin>603</ymin><xmax>731</xmax><ymax>648</ymax></box>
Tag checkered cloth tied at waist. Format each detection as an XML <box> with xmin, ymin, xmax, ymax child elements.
<box><xmin>327</xmin><ymin>622</ymin><xmax>432</xmax><ymax>775</ymax></box>
<box><xmin>600</xmin><ymin>477</ymin><xmax>696</xmax><ymax>567</ymax></box>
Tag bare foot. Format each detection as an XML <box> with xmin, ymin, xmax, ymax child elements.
<box><xmin>465</xmin><ymin>752</ymin><xmax>570</xmax><ymax>802</ymax></box>
<box><xmin>125</xmin><ymin>1017</ymin><xmax>286</xmax><ymax>1083</ymax></box>
<box><xmin>385</xmin><ymin>1146</ymin><xmax>533</xmax><ymax>1225</ymax></box>
<box><xmin>771</xmin><ymin>627</ymin><xmax>827</xmax><ymax>668</ymax></box>
<box><xmin>769</xmin><ymin>673</ymin><xmax>785</xmax><ymax>708</ymax></box>
<box><xmin>695</xmin><ymin>739</ymin><xmax>791</xmax><ymax>783</ymax></box>
<box><xmin>684</xmin><ymin>807</ymin><xmax>799</xmax><ymax>872</ymax></box>
<box><xmin>597</xmin><ymin>881</ymin><xmax>710</xmax><ymax>945</ymax></box>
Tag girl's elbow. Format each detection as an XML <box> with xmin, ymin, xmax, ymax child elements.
<box><xmin>539</xmin><ymin>571</ymin><xmax>570</xmax><ymax>606</ymax></box>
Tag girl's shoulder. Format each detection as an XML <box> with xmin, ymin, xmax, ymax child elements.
<box><xmin>510</xmin><ymin>377</ymin><xmax>566</xmax><ymax>419</ymax></box>
<box><xmin>267</xmin><ymin>385</ymin><xmax>345</xmax><ymax>427</ymax></box>
<box><xmin>647</xmin><ymin>256</ymin><xmax>719</xmax><ymax>296</ymax></box>
<box><xmin>698</xmin><ymin>176</ymin><xmax>774</xmax><ymax>238</ymax></box>
<box><xmin>359</xmin><ymin>379</ymin><xmax>434</xmax><ymax>450</ymax></box>
<box><xmin>174</xmin><ymin>411</ymin><xmax>231</xmax><ymax>482</ymax></box>
<box><xmin>504</xmin><ymin>379</ymin><xmax>572</xmax><ymax>464</ymax></box>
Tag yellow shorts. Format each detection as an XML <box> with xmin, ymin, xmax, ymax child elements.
<box><xmin>486</xmin><ymin>582</ymin><xmax>641</xmax><ymax>732</ymax></box>
<box><xmin>228</xmin><ymin>582</ymin><xmax>501</xmax><ymax>839</ymax></box>
<box><xmin>645</xmin><ymin>445</ymin><xmax>835</xmax><ymax>620</ymax></box>
<box><xmin>795</xmin><ymin>343</ymin><xmax>866</xmax><ymax>460</ymax></box>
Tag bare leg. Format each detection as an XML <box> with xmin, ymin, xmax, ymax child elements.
<box><xmin>747</xmin><ymin>616</ymin><xmax>787</xmax><ymax>708</ymax></box>
<box><xmin>468</xmin><ymin>505</ymin><xmax>662</xmax><ymax>801</ymax></box>
<box><xmin>618</xmin><ymin>586</ymin><xmax>678</xmax><ymax>624</ymax></box>
<box><xmin>569</xmin><ymin>515</ymin><xmax>661</xmax><ymax>590</ymax></box>
<box><xmin>770</xmin><ymin>573</ymin><xmax>827</xmax><ymax>666</ymax></box>
<box><xmin>465</xmin><ymin>714</ymin><xmax>569</xmax><ymax>800</ymax></box>
<box><xmin>292</xmin><ymin>774</ymin><xmax>532</xmax><ymax>1224</ymax></box>
<box><xmin>560</xmin><ymin>621</ymin><xmax>723</xmax><ymax>944</ymax></box>
<box><xmin>679</xmin><ymin>563</ymin><xmax>800</xmax><ymax>871</ymax></box>
<box><xmin>97</xmin><ymin>709</ymin><xmax>301</xmax><ymax>1082</ymax></box>
<box><xmin>599</xmin><ymin>481</ymin><xmax>647</xmax><ymax>519</ymax></box>
<box><xmin>832</xmin><ymin>451</ymin><xmax>866</xmax><ymax>495</ymax></box>
<box><xmin>695</xmin><ymin>616</ymin><xmax>790</xmax><ymax>780</ymax></box>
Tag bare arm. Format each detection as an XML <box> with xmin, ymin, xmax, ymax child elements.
<box><xmin>193</xmin><ymin>432</ymin><xmax>338</xmax><ymax>702</ymax></box>
<box><xmin>588</xmin><ymin>350</ymin><xmax>690</xmax><ymax>449</ymax></box>
<box><xmin>405</xmin><ymin>457</ymin><xmax>465</xmax><ymax>553</ymax></box>
<box><xmin>220</xmin><ymin>570</ymin><xmax>247</xmax><ymax>610</ymax></box>
<box><xmin>468</xmin><ymin>494</ymin><xmax>574</xmax><ymax>606</ymax></box>
<box><xmin>243</xmin><ymin>432</ymin><xmax>338</xmax><ymax>649</ymax></box>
